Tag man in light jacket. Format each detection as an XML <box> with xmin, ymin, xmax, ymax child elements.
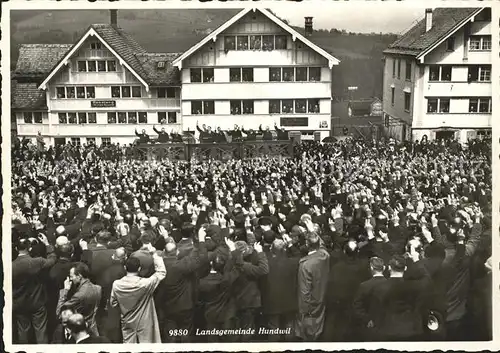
<box><xmin>110</xmin><ymin>244</ymin><xmax>166</xmax><ymax>343</ymax></box>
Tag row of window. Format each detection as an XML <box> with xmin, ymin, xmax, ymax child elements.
<box><xmin>391</xmin><ymin>87</ymin><xmax>492</xmax><ymax>114</ymax></box>
<box><xmin>190</xmin><ymin>66</ymin><xmax>322</xmax><ymax>83</ymax></box>
<box><xmin>24</xmin><ymin>112</ymin><xmax>178</xmax><ymax>124</ymax></box>
<box><xmin>427</xmin><ymin>98</ymin><xmax>492</xmax><ymax>114</ymax></box>
<box><xmin>23</xmin><ymin>112</ymin><xmax>43</xmax><ymax>124</ymax></box>
<box><xmin>55</xmin><ymin>86</ymin><xmax>177</xmax><ymax>99</ymax></box>
<box><xmin>429</xmin><ymin>65</ymin><xmax>491</xmax><ymax>82</ymax></box>
<box><xmin>469</xmin><ymin>35</ymin><xmax>492</xmax><ymax>51</ymax></box>
<box><xmin>58</xmin><ymin>112</ymin><xmax>97</xmax><ymax>124</ymax></box>
<box><xmin>224</xmin><ymin>34</ymin><xmax>288</xmax><ymax>51</ymax></box>
<box><xmin>392</xmin><ymin>60</ymin><xmax>492</xmax><ymax>84</ymax></box>
<box><xmin>392</xmin><ymin>58</ymin><xmax>412</xmax><ymax>81</ymax></box>
<box><xmin>67</xmin><ymin>137</ymin><xmax>111</xmax><ymax>146</ymax></box>
<box><xmin>77</xmin><ymin>60</ymin><xmax>117</xmax><ymax>72</ymax></box>
<box><xmin>57</xmin><ymin>86</ymin><xmax>95</xmax><ymax>99</ymax></box>
<box><xmin>106</xmin><ymin>112</ymin><xmax>178</xmax><ymax>124</ymax></box>
<box><xmin>191</xmin><ymin>99</ymin><xmax>321</xmax><ymax>115</ymax></box>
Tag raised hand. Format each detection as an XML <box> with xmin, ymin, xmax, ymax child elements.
<box><xmin>225</xmin><ymin>237</ymin><xmax>236</xmax><ymax>251</ymax></box>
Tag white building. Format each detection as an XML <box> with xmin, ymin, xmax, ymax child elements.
<box><xmin>13</xmin><ymin>12</ymin><xmax>182</xmax><ymax>147</ymax></box>
<box><xmin>382</xmin><ymin>7</ymin><xmax>492</xmax><ymax>142</ymax></box>
<box><xmin>12</xmin><ymin>9</ymin><xmax>339</xmax><ymax>145</ymax></box>
<box><xmin>172</xmin><ymin>8</ymin><xmax>339</xmax><ymax>142</ymax></box>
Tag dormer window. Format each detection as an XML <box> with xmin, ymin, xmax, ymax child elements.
<box><xmin>157</xmin><ymin>61</ymin><xmax>165</xmax><ymax>70</ymax></box>
<box><xmin>90</xmin><ymin>42</ymin><xmax>102</xmax><ymax>50</ymax></box>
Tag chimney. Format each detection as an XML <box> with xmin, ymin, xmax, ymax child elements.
<box><xmin>305</xmin><ymin>17</ymin><xmax>313</xmax><ymax>37</ymax></box>
<box><xmin>110</xmin><ymin>10</ymin><xmax>118</xmax><ymax>26</ymax></box>
<box><xmin>425</xmin><ymin>8</ymin><xmax>433</xmax><ymax>32</ymax></box>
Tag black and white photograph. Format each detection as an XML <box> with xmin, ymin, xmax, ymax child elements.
<box><xmin>4</xmin><ymin>0</ymin><xmax>495</xmax><ymax>350</ymax></box>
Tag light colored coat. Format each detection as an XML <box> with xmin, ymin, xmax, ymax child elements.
<box><xmin>110</xmin><ymin>255</ymin><xmax>166</xmax><ymax>343</ymax></box>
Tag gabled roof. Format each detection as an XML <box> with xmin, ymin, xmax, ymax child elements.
<box><xmin>11</xmin><ymin>81</ymin><xmax>48</xmax><ymax>110</ymax></box>
<box><xmin>39</xmin><ymin>24</ymin><xmax>150</xmax><ymax>90</ymax></box>
<box><xmin>173</xmin><ymin>8</ymin><xmax>340</xmax><ymax>69</ymax></box>
<box><xmin>384</xmin><ymin>7</ymin><xmax>483</xmax><ymax>58</ymax></box>
<box><xmin>14</xmin><ymin>44</ymin><xmax>73</xmax><ymax>79</ymax></box>
<box><xmin>136</xmin><ymin>53</ymin><xmax>182</xmax><ymax>86</ymax></box>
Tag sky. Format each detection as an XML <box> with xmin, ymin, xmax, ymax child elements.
<box><xmin>273</xmin><ymin>4</ymin><xmax>426</xmax><ymax>34</ymax></box>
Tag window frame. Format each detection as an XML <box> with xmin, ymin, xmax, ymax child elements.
<box><xmin>308</xmin><ymin>67</ymin><xmax>321</xmax><ymax>82</ymax></box>
<box><xmin>167</xmin><ymin>112</ymin><xmax>177</xmax><ymax>124</ymax></box>
<box><xmin>446</xmin><ymin>37</ymin><xmax>455</xmax><ymax>51</ymax></box>
<box><xmin>404</xmin><ymin>92</ymin><xmax>411</xmax><ymax>112</ymax></box>
<box><xmin>391</xmin><ymin>87</ymin><xmax>395</xmax><ymax>106</ymax></box>
<box><xmin>427</xmin><ymin>98</ymin><xmax>450</xmax><ymax>113</ymax></box>
<box><xmin>138</xmin><ymin>112</ymin><xmax>148</xmax><ymax>124</ymax></box>
<box><xmin>405</xmin><ymin>60</ymin><xmax>412</xmax><ymax>81</ymax></box>
<box><xmin>23</xmin><ymin>112</ymin><xmax>33</xmax><ymax>123</ymax></box>
<box><xmin>469</xmin><ymin>35</ymin><xmax>492</xmax><ymax>51</ymax></box>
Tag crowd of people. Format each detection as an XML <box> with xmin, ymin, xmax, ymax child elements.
<box><xmin>11</xmin><ymin>133</ymin><xmax>492</xmax><ymax>344</ymax></box>
<box><xmin>134</xmin><ymin>123</ymin><xmax>289</xmax><ymax>144</ymax></box>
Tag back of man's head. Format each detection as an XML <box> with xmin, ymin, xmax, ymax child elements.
<box><xmin>389</xmin><ymin>255</ymin><xmax>406</xmax><ymax>274</ymax></box>
<box><xmin>66</xmin><ymin>313</ymin><xmax>87</xmax><ymax>336</ymax></box>
<box><xmin>17</xmin><ymin>238</ymin><xmax>31</xmax><ymax>252</ymax></box>
<box><xmin>140</xmin><ymin>230</ymin><xmax>154</xmax><ymax>245</ymax></box>
<box><xmin>58</xmin><ymin>243</ymin><xmax>74</xmax><ymax>259</ymax></box>
<box><xmin>306</xmin><ymin>232</ymin><xmax>321</xmax><ymax>251</ymax></box>
<box><xmin>125</xmin><ymin>257</ymin><xmax>141</xmax><ymax>273</ymax></box>
<box><xmin>369</xmin><ymin>256</ymin><xmax>385</xmax><ymax>274</ymax></box>
<box><xmin>271</xmin><ymin>239</ymin><xmax>286</xmax><ymax>254</ymax></box>
<box><xmin>96</xmin><ymin>230</ymin><xmax>111</xmax><ymax>245</ymax></box>
<box><xmin>181</xmin><ymin>223</ymin><xmax>195</xmax><ymax>239</ymax></box>
<box><xmin>113</xmin><ymin>247</ymin><xmax>127</xmax><ymax>262</ymax></box>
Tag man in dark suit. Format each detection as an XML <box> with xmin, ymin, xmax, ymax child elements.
<box><xmin>56</xmin><ymin>262</ymin><xmax>102</xmax><ymax>337</ymax></box>
<box><xmin>51</xmin><ymin>305</ymin><xmax>76</xmax><ymax>344</ymax></box>
<box><xmin>66</xmin><ymin>314</ymin><xmax>111</xmax><ymax>344</ymax></box>
<box><xmin>233</xmin><ymin>240</ymin><xmax>269</xmax><ymax>342</ymax></box>
<box><xmin>324</xmin><ymin>240</ymin><xmax>371</xmax><ymax>341</ymax></box>
<box><xmin>13</xmin><ymin>236</ymin><xmax>57</xmax><ymax>344</ymax></box>
<box><xmin>376</xmin><ymin>254</ymin><xmax>430</xmax><ymax>341</ymax></box>
<box><xmin>81</xmin><ymin>230</ymin><xmax>115</xmax><ymax>283</ymax></box>
<box><xmin>198</xmin><ymin>237</ymin><xmax>243</xmax><ymax>342</ymax></box>
<box><xmin>96</xmin><ymin>247</ymin><xmax>127</xmax><ymax>343</ymax></box>
<box><xmin>260</xmin><ymin>238</ymin><xmax>299</xmax><ymax>342</ymax></box>
<box><xmin>352</xmin><ymin>257</ymin><xmax>387</xmax><ymax>341</ymax></box>
<box><xmin>47</xmin><ymin>243</ymin><xmax>75</xmax><ymax>339</ymax></box>
<box><xmin>153</xmin><ymin>126</ymin><xmax>170</xmax><ymax>143</ymax></box>
<box><xmin>155</xmin><ymin>227</ymin><xmax>208</xmax><ymax>342</ymax></box>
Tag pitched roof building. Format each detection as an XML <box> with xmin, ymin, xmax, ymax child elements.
<box><xmin>382</xmin><ymin>7</ymin><xmax>492</xmax><ymax>143</ymax></box>
<box><xmin>12</xmin><ymin>8</ymin><xmax>339</xmax><ymax>145</ymax></box>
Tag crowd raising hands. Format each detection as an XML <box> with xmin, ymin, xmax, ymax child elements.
<box><xmin>11</xmin><ymin>134</ymin><xmax>491</xmax><ymax>344</ymax></box>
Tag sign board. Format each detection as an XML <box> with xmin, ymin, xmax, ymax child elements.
<box><xmin>91</xmin><ymin>100</ymin><xmax>116</xmax><ymax>108</ymax></box>
<box><xmin>347</xmin><ymin>86</ymin><xmax>358</xmax><ymax>91</ymax></box>
<box><xmin>280</xmin><ymin>117</ymin><xmax>308</xmax><ymax>127</ymax></box>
